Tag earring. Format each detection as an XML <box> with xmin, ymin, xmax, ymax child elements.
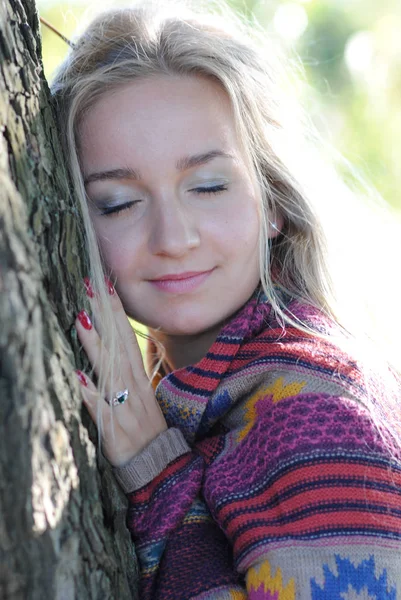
<box><xmin>270</xmin><ymin>221</ymin><xmax>279</xmax><ymax>231</ymax></box>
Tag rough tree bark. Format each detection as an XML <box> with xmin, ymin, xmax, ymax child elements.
<box><xmin>0</xmin><ymin>0</ymin><xmax>139</xmax><ymax>598</ymax></box>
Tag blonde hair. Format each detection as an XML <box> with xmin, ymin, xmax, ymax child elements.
<box><xmin>51</xmin><ymin>1</ymin><xmax>400</xmax><ymax>446</ymax></box>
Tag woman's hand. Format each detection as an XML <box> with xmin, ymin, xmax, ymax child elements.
<box><xmin>75</xmin><ymin>278</ymin><xmax>168</xmax><ymax>467</ymax></box>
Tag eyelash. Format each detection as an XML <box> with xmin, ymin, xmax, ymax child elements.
<box><xmin>191</xmin><ymin>184</ymin><xmax>228</xmax><ymax>194</ymax></box>
<box><xmin>100</xmin><ymin>201</ymin><xmax>138</xmax><ymax>217</ymax></box>
<box><xmin>99</xmin><ymin>185</ymin><xmax>228</xmax><ymax>217</ymax></box>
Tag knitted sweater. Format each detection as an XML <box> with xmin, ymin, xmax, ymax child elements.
<box><xmin>114</xmin><ymin>292</ymin><xmax>401</xmax><ymax>599</ymax></box>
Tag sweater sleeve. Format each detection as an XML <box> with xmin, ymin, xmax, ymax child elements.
<box><xmin>118</xmin><ymin>429</ymin><xmax>247</xmax><ymax>599</ymax></box>
<box><xmin>112</xmin><ymin>427</ymin><xmax>191</xmax><ymax>492</ymax></box>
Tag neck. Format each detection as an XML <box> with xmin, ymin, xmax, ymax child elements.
<box><xmin>149</xmin><ymin>324</ymin><xmax>222</xmax><ymax>371</ymax></box>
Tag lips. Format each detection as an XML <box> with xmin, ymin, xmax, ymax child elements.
<box><xmin>153</xmin><ymin>271</ymin><xmax>209</xmax><ymax>281</ymax></box>
<box><xmin>148</xmin><ymin>269</ymin><xmax>214</xmax><ymax>293</ymax></box>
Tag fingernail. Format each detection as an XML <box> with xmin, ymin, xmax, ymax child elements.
<box><xmin>105</xmin><ymin>276</ymin><xmax>115</xmax><ymax>295</ymax></box>
<box><xmin>77</xmin><ymin>310</ymin><xmax>92</xmax><ymax>330</ymax></box>
<box><xmin>75</xmin><ymin>370</ymin><xmax>88</xmax><ymax>387</ymax></box>
<box><xmin>83</xmin><ymin>277</ymin><xmax>94</xmax><ymax>298</ymax></box>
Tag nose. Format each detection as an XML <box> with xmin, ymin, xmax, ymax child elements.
<box><xmin>148</xmin><ymin>195</ymin><xmax>200</xmax><ymax>258</ymax></box>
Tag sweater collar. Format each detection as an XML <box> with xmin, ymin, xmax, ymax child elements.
<box><xmin>153</xmin><ymin>289</ymin><xmax>273</xmax><ymax>442</ymax></box>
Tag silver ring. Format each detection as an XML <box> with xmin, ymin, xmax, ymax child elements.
<box><xmin>107</xmin><ymin>388</ymin><xmax>129</xmax><ymax>407</ymax></box>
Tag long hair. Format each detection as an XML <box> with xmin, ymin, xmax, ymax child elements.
<box><xmin>51</xmin><ymin>1</ymin><xmax>400</xmax><ymax>448</ymax></box>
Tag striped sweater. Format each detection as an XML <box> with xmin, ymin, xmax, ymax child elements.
<box><xmin>114</xmin><ymin>291</ymin><xmax>401</xmax><ymax>599</ymax></box>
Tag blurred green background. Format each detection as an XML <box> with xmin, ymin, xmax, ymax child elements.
<box><xmin>38</xmin><ymin>0</ymin><xmax>401</xmax><ymax>211</ymax></box>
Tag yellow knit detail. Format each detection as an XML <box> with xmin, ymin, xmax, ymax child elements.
<box><xmin>237</xmin><ymin>377</ymin><xmax>306</xmax><ymax>442</ymax></box>
<box><xmin>246</xmin><ymin>559</ymin><xmax>296</xmax><ymax>599</ymax></box>
<box><xmin>229</xmin><ymin>590</ymin><xmax>247</xmax><ymax>599</ymax></box>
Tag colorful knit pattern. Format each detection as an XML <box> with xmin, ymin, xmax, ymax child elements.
<box><xmin>127</xmin><ymin>292</ymin><xmax>401</xmax><ymax>599</ymax></box>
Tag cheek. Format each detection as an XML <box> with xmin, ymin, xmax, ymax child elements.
<box><xmin>94</xmin><ymin>226</ymin><xmax>141</xmax><ymax>275</ymax></box>
<box><xmin>217</xmin><ymin>199</ymin><xmax>260</xmax><ymax>259</ymax></box>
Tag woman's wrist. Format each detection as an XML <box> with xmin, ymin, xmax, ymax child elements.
<box><xmin>112</xmin><ymin>427</ymin><xmax>191</xmax><ymax>493</ymax></box>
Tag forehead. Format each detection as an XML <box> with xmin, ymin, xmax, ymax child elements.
<box><xmin>78</xmin><ymin>74</ymin><xmax>243</xmax><ymax>173</ymax></box>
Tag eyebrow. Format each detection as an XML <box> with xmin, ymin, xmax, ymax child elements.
<box><xmin>176</xmin><ymin>150</ymin><xmax>234</xmax><ymax>171</ymax></box>
<box><xmin>83</xmin><ymin>150</ymin><xmax>234</xmax><ymax>186</ymax></box>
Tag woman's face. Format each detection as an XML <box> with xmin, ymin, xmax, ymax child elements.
<box><xmin>78</xmin><ymin>74</ymin><xmax>262</xmax><ymax>336</ymax></box>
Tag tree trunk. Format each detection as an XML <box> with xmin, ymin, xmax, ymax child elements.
<box><xmin>0</xmin><ymin>0</ymin><xmax>139</xmax><ymax>598</ymax></box>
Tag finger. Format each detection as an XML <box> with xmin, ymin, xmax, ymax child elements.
<box><xmin>82</xmin><ymin>277</ymin><xmax>110</xmax><ymax>337</ymax></box>
<box><xmin>76</xmin><ymin>368</ymin><xmax>131</xmax><ymax>434</ymax></box>
<box><xmin>75</xmin><ymin>309</ymin><xmax>108</xmax><ymax>379</ymax></box>
<box><xmin>75</xmin><ymin>311</ymin><xmax>140</xmax><ymax>435</ymax></box>
<box><xmin>107</xmin><ymin>283</ymin><xmax>148</xmax><ymax>381</ymax></box>
<box><xmin>75</xmin><ymin>369</ymin><xmax>104</xmax><ymax>426</ymax></box>
<box><xmin>75</xmin><ymin>369</ymin><xmax>138</xmax><ymax>466</ymax></box>
<box><xmin>75</xmin><ymin>303</ymin><xmax>125</xmax><ymax>385</ymax></box>
<box><xmin>75</xmin><ymin>307</ymin><xmax>135</xmax><ymax>402</ymax></box>
<box><xmin>85</xmin><ymin>277</ymin><xmax>148</xmax><ymax>384</ymax></box>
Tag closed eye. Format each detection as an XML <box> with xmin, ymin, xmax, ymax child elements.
<box><xmin>100</xmin><ymin>200</ymin><xmax>140</xmax><ymax>216</ymax></box>
<box><xmin>190</xmin><ymin>184</ymin><xmax>228</xmax><ymax>194</ymax></box>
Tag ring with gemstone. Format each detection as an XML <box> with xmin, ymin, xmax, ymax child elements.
<box><xmin>107</xmin><ymin>388</ymin><xmax>129</xmax><ymax>407</ymax></box>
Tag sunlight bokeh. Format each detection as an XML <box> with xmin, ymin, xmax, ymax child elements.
<box><xmin>38</xmin><ymin>0</ymin><xmax>401</xmax><ymax>211</ymax></box>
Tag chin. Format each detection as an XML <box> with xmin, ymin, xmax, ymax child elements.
<box><xmin>147</xmin><ymin>309</ymin><xmax>224</xmax><ymax>337</ymax></box>
<box><xmin>162</xmin><ymin>319</ymin><xmax>216</xmax><ymax>337</ymax></box>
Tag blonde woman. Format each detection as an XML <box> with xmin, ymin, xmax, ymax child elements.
<box><xmin>52</xmin><ymin>3</ymin><xmax>401</xmax><ymax>598</ymax></box>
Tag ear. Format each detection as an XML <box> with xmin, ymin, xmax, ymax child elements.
<box><xmin>267</xmin><ymin>213</ymin><xmax>284</xmax><ymax>239</ymax></box>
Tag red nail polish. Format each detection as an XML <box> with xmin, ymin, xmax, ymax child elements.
<box><xmin>77</xmin><ymin>310</ymin><xmax>92</xmax><ymax>330</ymax></box>
<box><xmin>105</xmin><ymin>276</ymin><xmax>115</xmax><ymax>295</ymax></box>
<box><xmin>75</xmin><ymin>370</ymin><xmax>88</xmax><ymax>387</ymax></box>
<box><xmin>83</xmin><ymin>277</ymin><xmax>94</xmax><ymax>298</ymax></box>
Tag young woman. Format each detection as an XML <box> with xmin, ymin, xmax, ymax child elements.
<box><xmin>51</xmin><ymin>3</ymin><xmax>401</xmax><ymax>598</ymax></box>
